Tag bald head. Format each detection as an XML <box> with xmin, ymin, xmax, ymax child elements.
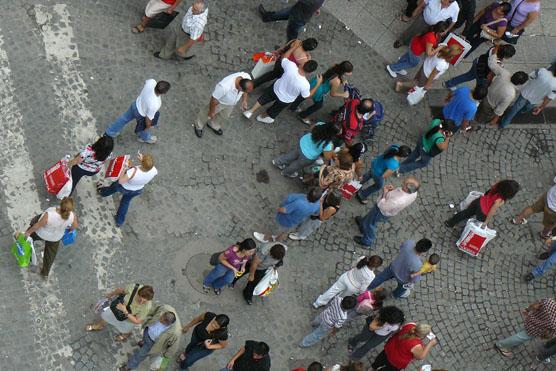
<box><xmin>402</xmin><ymin>176</ymin><xmax>420</xmax><ymax>194</ymax></box>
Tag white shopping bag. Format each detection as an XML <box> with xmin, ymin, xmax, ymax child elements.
<box><xmin>253</xmin><ymin>268</ymin><xmax>279</xmax><ymax>297</ymax></box>
<box><xmin>456</xmin><ymin>218</ymin><xmax>496</xmax><ymax>256</ymax></box>
<box><xmin>56</xmin><ymin>177</ymin><xmax>73</xmax><ymax>199</ymax></box>
<box><xmin>28</xmin><ymin>237</ymin><xmax>37</xmax><ymax>266</ymax></box>
<box><xmin>407</xmin><ymin>86</ymin><xmax>426</xmax><ymax>106</ymax></box>
<box><xmin>252</xmin><ymin>58</ymin><xmax>276</xmax><ymax>79</ymax></box>
<box><xmin>459</xmin><ymin>191</ymin><xmax>484</xmax><ymax>211</ymax></box>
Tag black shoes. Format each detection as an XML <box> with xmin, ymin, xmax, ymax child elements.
<box><xmin>524</xmin><ymin>273</ymin><xmax>535</xmax><ymax>282</ymax></box>
<box><xmin>257</xmin><ymin>5</ymin><xmax>272</xmax><ymax>22</ymax></box>
<box><xmin>353</xmin><ymin>236</ymin><xmax>371</xmax><ymax>248</ymax></box>
<box><xmin>207</xmin><ymin>124</ymin><xmax>223</xmax><ymax>136</ymax></box>
<box><xmin>354</xmin><ymin>216</ymin><xmax>364</xmax><ymax>234</ymax></box>
<box><xmin>194</xmin><ymin>127</ymin><xmax>203</xmax><ymax>138</ymax></box>
<box><xmin>393</xmin><ymin>40</ymin><xmax>402</xmax><ymax>48</ymax></box>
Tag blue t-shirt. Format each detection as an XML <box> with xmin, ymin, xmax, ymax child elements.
<box><xmin>276</xmin><ymin>193</ymin><xmax>320</xmax><ymax>228</ymax></box>
<box><xmin>390</xmin><ymin>240</ymin><xmax>423</xmax><ymax>283</ymax></box>
<box><xmin>442</xmin><ymin>87</ymin><xmax>477</xmax><ymax>127</ymax></box>
<box><xmin>299</xmin><ymin>123</ymin><xmax>334</xmax><ymax>160</ymax></box>
<box><xmin>371</xmin><ymin>153</ymin><xmax>400</xmax><ymax>177</ymax></box>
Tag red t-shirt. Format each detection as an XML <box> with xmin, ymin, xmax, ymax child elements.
<box><xmin>384</xmin><ymin>323</ymin><xmax>423</xmax><ymax>369</ymax></box>
<box><xmin>161</xmin><ymin>0</ymin><xmax>177</xmax><ymax>4</ymax></box>
<box><xmin>480</xmin><ymin>190</ymin><xmax>503</xmax><ymax>215</ymax></box>
<box><xmin>410</xmin><ymin>32</ymin><xmax>437</xmax><ymax>56</ymax></box>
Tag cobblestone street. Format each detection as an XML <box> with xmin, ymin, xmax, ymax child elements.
<box><xmin>0</xmin><ymin>1</ymin><xmax>555</xmax><ymax>370</ymax></box>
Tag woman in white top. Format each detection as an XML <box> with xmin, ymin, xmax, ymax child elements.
<box><xmin>24</xmin><ymin>197</ymin><xmax>78</xmax><ymax>278</ymax></box>
<box><xmin>68</xmin><ymin>136</ymin><xmax>114</xmax><ymax>195</ymax></box>
<box><xmin>97</xmin><ymin>153</ymin><xmax>158</xmax><ymax>227</ymax></box>
<box><xmin>313</xmin><ymin>255</ymin><xmax>383</xmax><ymax>308</ymax></box>
<box><xmin>395</xmin><ymin>44</ymin><xmax>461</xmax><ymax>93</ymax></box>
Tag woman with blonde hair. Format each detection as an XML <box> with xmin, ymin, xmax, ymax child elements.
<box><xmin>98</xmin><ymin>152</ymin><xmax>158</xmax><ymax>227</ymax></box>
<box><xmin>24</xmin><ymin>197</ymin><xmax>78</xmax><ymax>278</ymax></box>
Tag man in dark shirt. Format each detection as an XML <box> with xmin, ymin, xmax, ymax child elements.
<box><xmin>257</xmin><ymin>0</ymin><xmax>325</xmax><ymax>40</ymax></box>
<box><xmin>222</xmin><ymin>341</ymin><xmax>271</xmax><ymax>371</ymax></box>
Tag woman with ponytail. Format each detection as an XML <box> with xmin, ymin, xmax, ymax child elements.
<box><xmin>313</xmin><ymin>255</ymin><xmax>383</xmax><ymax>308</ymax></box>
<box><xmin>24</xmin><ymin>197</ymin><xmax>78</xmax><ymax>278</ymax></box>
<box><xmin>356</xmin><ymin>144</ymin><xmax>411</xmax><ymax>205</ymax></box>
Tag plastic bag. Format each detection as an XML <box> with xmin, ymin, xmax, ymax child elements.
<box><xmin>459</xmin><ymin>191</ymin><xmax>483</xmax><ymax>211</ymax></box>
<box><xmin>56</xmin><ymin>177</ymin><xmax>73</xmax><ymax>199</ymax></box>
<box><xmin>252</xmin><ymin>52</ymin><xmax>276</xmax><ymax>79</ymax></box>
<box><xmin>149</xmin><ymin>356</ymin><xmax>170</xmax><ymax>371</ymax></box>
<box><xmin>105</xmin><ymin>155</ymin><xmax>130</xmax><ymax>181</ymax></box>
<box><xmin>44</xmin><ymin>155</ymin><xmax>70</xmax><ymax>195</ymax></box>
<box><xmin>62</xmin><ymin>229</ymin><xmax>77</xmax><ymax>246</ymax></box>
<box><xmin>340</xmin><ymin>180</ymin><xmax>362</xmax><ymax>200</ymax></box>
<box><xmin>456</xmin><ymin>218</ymin><xmax>497</xmax><ymax>256</ymax></box>
<box><xmin>253</xmin><ymin>268</ymin><xmax>279</xmax><ymax>297</ymax></box>
<box><xmin>407</xmin><ymin>86</ymin><xmax>427</xmax><ymax>105</ymax></box>
<box><xmin>11</xmin><ymin>234</ymin><xmax>34</xmax><ymax>268</ymax></box>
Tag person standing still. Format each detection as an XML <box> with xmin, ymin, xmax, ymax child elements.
<box><xmin>105</xmin><ymin>79</ymin><xmax>170</xmax><ymax>144</ymax></box>
<box><xmin>257</xmin><ymin>0</ymin><xmax>325</xmax><ymax>41</ymax></box>
<box><xmin>132</xmin><ymin>0</ymin><xmax>183</xmax><ymax>33</ymax></box>
<box><xmin>221</xmin><ymin>341</ymin><xmax>271</xmax><ymax>371</ymax></box>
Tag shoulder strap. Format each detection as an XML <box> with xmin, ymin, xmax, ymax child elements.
<box><xmin>128</xmin><ymin>167</ymin><xmax>138</xmax><ymax>181</ymax></box>
<box><xmin>483</xmin><ymin>18</ymin><xmax>507</xmax><ymax>27</ymax></box>
<box><xmin>126</xmin><ymin>283</ymin><xmax>140</xmax><ymax>311</ymax></box>
<box><xmin>508</xmin><ymin>0</ymin><xmax>526</xmax><ymax>23</ymax></box>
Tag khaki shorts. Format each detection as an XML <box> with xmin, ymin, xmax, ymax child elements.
<box><xmin>145</xmin><ymin>0</ymin><xmax>171</xmax><ymax>18</ymax></box>
<box><xmin>531</xmin><ymin>192</ymin><xmax>556</xmax><ymax>227</ymax></box>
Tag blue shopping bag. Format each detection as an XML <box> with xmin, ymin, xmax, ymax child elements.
<box><xmin>61</xmin><ymin>229</ymin><xmax>77</xmax><ymax>246</ymax></box>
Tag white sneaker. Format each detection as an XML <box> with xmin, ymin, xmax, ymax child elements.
<box><xmin>253</xmin><ymin>232</ymin><xmax>270</xmax><ymax>243</ymax></box>
<box><xmin>256</xmin><ymin>115</ymin><xmax>275</xmax><ymax>124</ymax></box>
<box><xmin>398</xmin><ymin>69</ymin><xmax>408</xmax><ymax>76</ymax></box>
<box><xmin>272</xmin><ymin>159</ymin><xmax>286</xmax><ymax>170</ymax></box>
<box><xmin>386</xmin><ymin>65</ymin><xmax>397</xmax><ymax>78</ymax></box>
<box><xmin>399</xmin><ymin>289</ymin><xmax>411</xmax><ymax>298</ymax></box>
<box><xmin>315</xmin><ymin>158</ymin><xmax>324</xmax><ymax>165</ymax></box>
<box><xmin>281</xmin><ymin>170</ymin><xmax>298</xmax><ymax>178</ymax></box>
<box><xmin>243</xmin><ymin>111</ymin><xmax>253</xmax><ymax>119</ymax></box>
<box><xmin>137</xmin><ymin>135</ymin><xmax>157</xmax><ymax>144</ymax></box>
<box><xmin>289</xmin><ymin>233</ymin><xmax>306</xmax><ymax>241</ymax></box>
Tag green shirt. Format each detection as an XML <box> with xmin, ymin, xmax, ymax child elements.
<box><xmin>124</xmin><ymin>284</ymin><xmax>152</xmax><ymax>321</ymax></box>
<box><xmin>422</xmin><ymin>119</ymin><xmax>445</xmax><ymax>154</ymax></box>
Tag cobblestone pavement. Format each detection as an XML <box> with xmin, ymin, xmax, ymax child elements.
<box><xmin>0</xmin><ymin>1</ymin><xmax>554</xmax><ymax>370</ymax></box>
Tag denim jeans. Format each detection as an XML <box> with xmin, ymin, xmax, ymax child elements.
<box><xmin>99</xmin><ymin>182</ymin><xmax>143</xmax><ymax>226</ymax></box>
<box><xmin>532</xmin><ymin>241</ymin><xmax>556</xmax><ymax>278</ymax></box>
<box><xmin>295</xmin><ymin>217</ymin><xmax>322</xmax><ymax>239</ymax></box>
<box><xmin>496</xmin><ymin>329</ymin><xmax>534</xmax><ymax>349</ymax></box>
<box><xmin>444</xmin><ymin>59</ymin><xmax>485</xmax><ymax>89</ymax></box>
<box><xmin>299</xmin><ymin>316</ymin><xmax>332</xmax><ymax>347</ymax></box>
<box><xmin>203</xmin><ymin>263</ymin><xmax>235</xmax><ymax>289</ymax></box>
<box><xmin>70</xmin><ymin>165</ymin><xmax>97</xmax><ymax>195</ymax></box>
<box><xmin>105</xmin><ymin>102</ymin><xmax>153</xmax><ymax>141</ymax></box>
<box><xmin>360</xmin><ymin>204</ymin><xmax>389</xmax><ymax>246</ymax></box>
<box><xmin>179</xmin><ymin>332</ymin><xmax>214</xmax><ymax>370</ymax></box>
<box><xmin>358</xmin><ymin>167</ymin><xmax>384</xmax><ymax>200</ymax></box>
<box><xmin>127</xmin><ymin>328</ymin><xmax>155</xmax><ymax>369</ymax></box>
<box><xmin>499</xmin><ymin>94</ymin><xmax>536</xmax><ymax>128</ymax></box>
<box><xmin>367</xmin><ymin>265</ymin><xmax>407</xmax><ymax>298</ymax></box>
<box><xmin>390</xmin><ymin>50</ymin><xmax>421</xmax><ymax>72</ymax></box>
<box><xmin>398</xmin><ymin>135</ymin><xmax>432</xmax><ymax>174</ymax></box>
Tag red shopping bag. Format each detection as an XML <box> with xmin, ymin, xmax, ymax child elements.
<box><xmin>44</xmin><ymin>158</ymin><xmax>70</xmax><ymax>195</ymax></box>
<box><xmin>443</xmin><ymin>33</ymin><xmax>471</xmax><ymax>65</ymax></box>
<box><xmin>105</xmin><ymin>155</ymin><xmax>129</xmax><ymax>181</ymax></box>
<box><xmin>340</xmin><ymin>180</ymin><xmax>362</xmax><ymax>200</ymax></box>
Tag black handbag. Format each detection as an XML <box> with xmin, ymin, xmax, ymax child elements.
<box><xmin>209</xmin><ymin>251</ymin><xmax>224</xmax><ymax>266</ymax></box>
<box><xmin>110</xmin><ymin>284</ymin><xmax>139</xmax><ymax>321</ymax></box>
<box><xmin>147</xmin><ymin>11</ymin><xmax>179</xmax><ymax>29</ymax></box>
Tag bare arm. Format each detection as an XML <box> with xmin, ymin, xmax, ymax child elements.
<box><xmin>436</xmin><ymin>135</ymin><xmax>451</xmax><ymax>151</ymax></box>
<box><xmin>412</xmin><ymin>339</ymin><xmax>437</xmax><ymax>360</ymax></box>
<box><xmin>248</xmin><ymin>255</ymin><xmax>261</xmax><ymax>281</ymax></box>
<box><xmin>182</xmin><ymin>313</ymin><xmax>206</xmax><ymax>333</ymax></box>
<box><xmin>423</xmin><ymin>68</ymin><xmax>440</xmax><ymax>90</ymax></box>
<box><xmin>226</xmin><ymin>346</ymin><xmax>246</xmax><ymax>369</ymax></box>
<box><xmin>532</xmin><ymin>97</ymin><xmax>552</xmax><ymax>115</ymax></box>
<box><xmin>208</xmin><ymin>97</ymin><xmax>219</xmax><ymax>119</ymax></box>
<box><xmin>513</xmin><ymin>12</ymin><xmax>540</xmax><ymax>34</ymax></box>
<box><xmin>412</xmin><ymin>0</ymin><xmax>426</xmax><ymax>17</ymax></box>
<box><xmin>382</xmin><ymin>169</ymin><xmax>395</xmax><ymax>179</ymax></box>
<box><xmin>25</xmin><ymin>213</ymin><xmax>48</xmax><ymax>237</ymax></box>
<box><xmin>218</xmin><ymin>252</ymin><xmax>237</xmax><ymax>271</ymax></box>
<box><xmin>329</xmin><ymin>78</ymin><xmax>348</xmax><ymax>98</ymax></box>
<box><xmin>308</xmin><ymin>75</ymin><xmax>323</xmax><ymax>98</ymax></box>
<box><xmin>483</xmin><ymin>199</ymin><xmax>505</xmax><ymax>227</ymax></box>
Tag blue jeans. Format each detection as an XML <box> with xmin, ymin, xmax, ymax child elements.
<box><xmin>444</xmin><ymin>59</ymin><xmax>486</xmax><ymax>89</ymax></box>
<box><xmin>390</xmin><ymin>50</ymin><xmax>421</xmax><ymax>72</ymax></box>
<box><xmin>99</xmin><ymin>182</ymin><xmax>142</xmax><ymax>226</ymax></box>
<box><xmin>179</xmin><ymin>332</ymin><xmax>214</xmax><ymax>369</ymax></box>
<box><xmin>127</xmin><ymin>328</ymin><xmax>155</xmax><ymax>369</ymax></box>
<box><xmin>203</xmin><ymin>263</ymin><xmax>235</xmax><ymax>289</ymax></box>
<box><xmin>360</xmin><ymin>205</ymin><xmax>389</xmax><ymax>246</ymax></box>
<box><xmin>358</xmin><ymin>168</ymin><xmax>384</xmax><ymax>200</ymax></box>
<box><xmin>496</xmin><ymin>329</ymin><xmax>533</xmax><ymax>349</ymax></box>
<box><xmin>367</xmin><ymin>265</ymin><xmax>407</xmax><ymax>298</ymax></box>
<box><xmin>105</xmin><ymin>102</ymin><xmax>153</xmax><ymax>141</ymax></box>
<box><xmin>398</xmin><ymin>135</ymin><xmax>431</xmax><ymax>174</ymax></box>
<box><xmin>299</xmin><ymin>316</ymin><xmax>332</xmax><ymax>347</ymax></box>
<box><xmin>532</xmin><ymin>241</ymin><xmax>556</xmax><ymax>278</ymax></box>
<box><xmin>499</xmin><ymin>94</ymin><xmax>536</xmax><ymax>128</ymax></box>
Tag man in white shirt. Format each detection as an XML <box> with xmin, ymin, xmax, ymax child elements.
<box><xmin>395</xmin><ymin>0</ymin><xmax>459</xmax><ymax>48</ymax></box>
<box><xmin>105</xmin><ymin>79</ymin><xmax>170</xmax><ymax>144</ymax></box>
<box><xmin>194</xmin><ymin>73</ymin><xmax>253</xmax><ymax>138</ymax></box>
<box><xmin>243</xmin><ymin>40</ymin><xmax>320</xmax><ymax>124</ymax></box>
<box><xmin>155</xmin><ymin>0</ymin><xmax>208</xmax><ymax>60</ymax></box>
<box><xmin>354</xmin><ymin>177</ymin><xmax>420</xmax><ymax>248</ymax></box>
<box><xmin>499</xmin><ymin>65</ymin><xmax>556</xmax><ymax>128</ymax></box>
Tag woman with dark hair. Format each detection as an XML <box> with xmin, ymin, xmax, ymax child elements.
<box><xmin>356</xmin><ymin>144</ymin><xmax>412</xmax><ymax>205</ymax></box>
<box><xmin>399</xmin><ymin>119</ymin><xmax>457</xmax><ymax>174</ymax></box>
<box><xmin>68</xmin><ymin>135</ymin><xmax>114</xmax><ymax>194</ymax></box>
<box><xmin>273</xmin><ymin>122</ymin><xmax>338</xmax><ymax>178</ymax></box>
<box><xmin>289</xmin><ymin>189</ymin><xmax>343</xmax><ymax>241</ymax></box>
<box><xmin>203</xmin><ymin>239</ymin><xmax>257</xmax><ymax>295</ymax></box>
<box><xmin>253</xmin><ymin>37</ymin><xmax>318</xmax><ymax>88</ymax></box>
<box><xmin>290</xmin><ymin>61</ymin><xmax>354</xmax><ymax>125</ymax></box>
<box><xmin>463</xmin><ymin>1</ymin><xmax>512</xmax><ymax>57</ymax></box>
<box><xmin>445</xmin><ymin>179</ymin><xmax>520</xmax><ymax>228</ymax></box>
<box><xmin>178</xmin><ymin>312</ymin><xmax>229</xmax><ymax>369</ymax></box>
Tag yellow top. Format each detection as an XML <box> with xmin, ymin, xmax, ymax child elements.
<box><xmin>419</xmin><ymin>261</ymin><xmax>438</xmax><ymax>274</ymax></box>
<box><xmin>124</xmin><ymin>284</ymin><xmax>152</xmax><ymax>321</ymax></box>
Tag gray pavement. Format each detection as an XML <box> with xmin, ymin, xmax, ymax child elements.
<box><xmin>0</xmin><ymin>1</ymin><xmax>555</xmax><ymax>370</ymax></box>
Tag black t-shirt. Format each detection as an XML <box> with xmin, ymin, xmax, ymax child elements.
<box><xmin>233</xmin><ymin>341</ymin><xmax>271</xmax><ymax>371</ymax></box>
<box><xmin>192</xmin><ymin>312</ymin><xmax>229</xmax><ymax>346</ymax></box>
<box><xmin>475</xmin><ymin>48</ymin><xmax>493</xmax><ymax>79</ymax></box>
<box><xmin>290</xmin><ymin>0</ymin><xmax>325</xmax><ymax>22</ymax></box>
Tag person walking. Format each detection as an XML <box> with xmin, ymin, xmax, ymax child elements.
<box><xmin>243</xmin><ymin>40</ymin><xmax>319</xmax><ymax>124</ymax></box>
<box><xmin>524</xmin><ymin>239</ymin><xmax>556</xmax><ymax>282</ymax></box>
<box><xmin>313</xmin><ymin>255</ymin><xmax>383</xmax><ymax>308</ymax></box>
<box><xmin>347</xmin><ymin>306</ymin><xmax>406</xmax><ymax>361</ymax></box>
<box><xmin>178</xmin><ymin>312</ymin><xmax>229</xmax><ymax>369</ymax></box>
<box><xmin>254</xmin><ymin>188</ymin><xmax>322</xmax><ymax>243</ymax></box>
<box><xmin>501</xmin><ymin>0</ymin><xmax>541</xmax><ymax>45</ymax></box>
<box><xmin>299</xmin><ymin>296</ymin><xmax>357</xmax><ymax>348</ymax></box>
<box><xmin>462</xmin><ymin>1</ymin><xmax>511</xmax><ymax>57</ymax></box>
<box><xmin>97</xmin><ymin>153</ymin><xmax>158</xmax><ymax>227</ymax></box>
<box><xmin>257</xmin><ymin>0</ymin><xmax>325</xmax><ymax>41</ymax></box>
<box><xmin>353</xmin><ymin>177</ymin><xmax>420</xmax><ymax>248</ymax></box>
<box><xmin>232</xmin><ymin>242</ymin><xmax>286</xmax><ymax>305</ymax></box>
<box><xmin>194</xmin><ymin>72</ymin><xmax>253</xmax><ymax>138</ymax></box>
<box><xmin>499</xmin><ymin>65</ymin><xmax>556</xmax><ymax>129</ymax></box>
<box><xmin>445</xmin><ymin>179</ymin><xmax>520</xmax><ymax>229</ymax></box>
<box><xmin>203</xmin><ymin>239</ymin><xmax>257</xmax><ymax>295</ymax></box>
<box><xmin>131</xmin><ymin>0</ymin><xmax>183</xmax><ymax>33</ymax></box>
<box><xmin>118</xmin><ymin>307</ymin><xmax>181</xmax><ymax>371</ymax></box>
<box><xmin>398</xmin><ymin>119</ymin><xmax>456</xmax><ymax>174</ymax></box>
<box><xmin>67</xmin><ymin>136</ymin><xmax>114</xmax><ymax>194</ymax></box>
<box><xmin>367</xmin><ymin>239</ymin><xmax>432</xmax><ymax>298</ymax></box>
<box><xmin>512</xmin><ymin>178</ymin><xmax>556</xmax><ymax>239</ymax></box>
<box><xmin>104</xmin><ymin>79</ymin><xmax>171</xmax><ymax>144</ymax></box>
<box><xmin>24</xmin><ymin>197</ymin><xmax>78</xmax><ymax>278</ymax></box>
<box><xmin>355</xmin><ymin>144</ymin><xmax>412</xmax><ymax>205</ymax></box>
<box><xmin>441</xmin><ymin>85</ymin><xmax>487</xmax><ymax>132</ymax></box>
<box><xmin>221</xmin><ymin>341</ymin><xmax>271</xmax><ymax>371</ymax></box>
<box><xmin>454</xmin><ymin>0</ymin><xmax>477</xmax><ymax>35</ymax></box>
<box><xmin>289</xmin><ymin>189</ymin><xmax>342</xmax><ymax>241</ymax></box>
<box><xmin>86</xmin><ymin>284</ymin><xmax>154</xmax><ymax>342</ymax></box>
<box><xmin>154</xmin><ymin>0</ymin><xmax>208</xmax><ymax>60</ymax></box>
<box><xmin>495</xmin><ymin>298</ymin><xmax>556</xmax><ymax>357</ymax></box>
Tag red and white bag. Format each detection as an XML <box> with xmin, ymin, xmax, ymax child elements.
<box><xmin>105</xmin><ymin>155</ymin><xmax>129</xmax><ymax>181</ymax></box>
<box><xmin>456</xmin><ymin>218</ymin><xmax>497</xmax><ymax>256</ymax></box>
<box><xmin>341</xmin><ymin>180</ymin><xmax>362</xmax><ymax>200</ymax></box>
<box><xmin>44</xmin><ymin>156</ymin><xmax>70</xmax><ymax>196</ymax></box>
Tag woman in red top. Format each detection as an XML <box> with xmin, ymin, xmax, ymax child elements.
<box><xmin>371</xmin><ymin>323</ymin><xmax>437</xmax><ymax>371</ymax></box>
<box><xmin>386</xmin><ymin>21</ymin><xmax>449</xmax><ymax>78</ymax></box>
<box><xmin>445</xmin><ymin>179</ymin><xmax>520</xmax><ymax>229</ymax></box>
<box><xmin>132</xmin><ymin>0</ymin><xmax>183</xmax><ymax>33</ymax></box>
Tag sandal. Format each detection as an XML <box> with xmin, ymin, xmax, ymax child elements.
<box><xmin>540</xmin><ymin>232</ymin><xmax>551</xmax><ymax>240</ymax></box>
<box><xmin>131</xmin><ymin>24</ymin><xmax>145</xmax><ymax>34</ymax></box>
<box><xmin>494</xmin><ymin>344</ymin><xmax>513</xmax><ymax>358</ymax></box>
<box><xmin>399</xmin><ymin>14</ymin><xmax>411</xmax><ymax>22</ymax></box>
<box><xmin>115</xmin><ymin>334</ymin><xmax>130</xmax><ymax>342</ymax></box>
<box><xmin>511</xmin><ymin>217</ymin><xmax>527</xmax><ymax>225</ymax></box>
<box><xmin>85</xmin><ymin>324</ymin><xmax>102</xmax><ymax>332</ymax></box>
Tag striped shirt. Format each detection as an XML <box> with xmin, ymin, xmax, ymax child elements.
<box><xmin>77</xmin><ymin>145</ymin><xmax>110</xmax><ymax>173</ymax></box>
<box><xmin>319</xmin><ymin>296</ymin><xmax>348</xmax><ymax>329</ymax></box>
<box><xmin>181</xmin><ymin>6</ymin><xmax>208</xmax><ymax>41</ymax></box>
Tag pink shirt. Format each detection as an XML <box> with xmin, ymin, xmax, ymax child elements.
<box><xmin>377</xmin><ymin>188</ymin><xmax>418</xmax><ymax>217</ymax></box>
<box><xmin>223</xmin><ymin>245</ymin><xmax>250</xmax><ymax>270</ymax></box>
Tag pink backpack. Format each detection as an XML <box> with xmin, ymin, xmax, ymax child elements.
<box><xmin>355</xmin><ymin>291</ymin><xmax>377</xmax><ymax>314</ymax></box>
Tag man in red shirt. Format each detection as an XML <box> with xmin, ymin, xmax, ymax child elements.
<box><xmin>338</xmin><ymin>98</ymin><xmax>374</xmax><ymax>146</ymax></box>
